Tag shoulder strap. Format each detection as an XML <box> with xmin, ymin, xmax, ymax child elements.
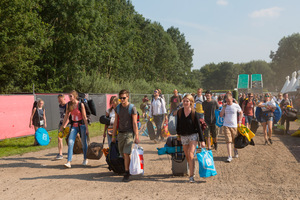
<box><xmin>191</xmin><ymin>109</ymin><xmax>195</xmax><ymax>122</ymax></box>
<box><xmin>178</xmin><ymin>108</ymin><xmax>183</xmax><ymax>118</ymax></box>
<box><xmin>116</xmin><ymin>104</ymin><xmax>121</xmax><ymax>115</ymax></box>
<box><xmin>128</xmin><ymin>104</ymin><xmax>134</xmax><ymax>115</ymax></box>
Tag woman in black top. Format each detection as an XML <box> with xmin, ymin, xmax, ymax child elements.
<box><xmin>177</xmin><ymin>94</ymin><xmax>205</xmax><ymax>183</ymax></box>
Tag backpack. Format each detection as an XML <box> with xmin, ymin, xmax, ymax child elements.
<box><xmin>76</xmin><ymin>91</ymin><xmax>97</xmax><ymax>116</ymax></box>
<box><xmin>106</xmin><ymin>141</ymin><xmax>125</xmax><ymax>174</ymax></box>
<box><xmin>115</xmin><ymin>104</ymin><xmax>141</xmax><ymax>130</ymax></box>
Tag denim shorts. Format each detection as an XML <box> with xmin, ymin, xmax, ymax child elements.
<box><xmin>181</xmin><ymin>133</ymin><xmax>198</xmax><ymax>145</ymax></box>
<box><xmin>244</xmin><ymin>115</ymin><xmax>253</xmax><ymax>124</ymax></box>
<box><xmin>261</xmin><ymin>116</ymin><xmax>273</xmax><ymax>123</ymax></box>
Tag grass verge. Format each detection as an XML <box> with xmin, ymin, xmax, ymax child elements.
<box><xmin>0</xmin><ymin>122</ymin><xmax>104</xmax><ymax>158</ymax></box>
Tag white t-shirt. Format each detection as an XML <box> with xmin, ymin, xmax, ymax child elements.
<box><xmin>106</xmin><ymin>109</ymin><xmax>115</xmax><ymax>128</ymax></box>
<box><xmin>222</xmin><ymin>103</ymin><xmax>242</xmax><ymax>128</ymax></box>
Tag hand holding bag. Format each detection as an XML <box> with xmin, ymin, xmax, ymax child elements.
<box><xmin>129</xmin><ymin>144</ymin><xmax>144</xmax><ymax>175</ymax></box>
<box><xmin>196</xmin><ymin>148</ymin><xmax>217</xmax><ymax>178</ymax></box>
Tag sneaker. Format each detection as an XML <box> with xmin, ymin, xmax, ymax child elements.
<box><xmin>82</xmin><ymin>159</ymin><xmax>88</xmax><ymax>166</ymax></box>
<box><xmin>64</xmin><ymin>162</ymin><xmax>71</xmax><ymax>168</ymax></box>
<box><xmin>214</xmin><ymin>143</ymin><xmax>218</xmax><ymax>151</ymax></box>
<box><xmin>234</xmin><ymin>149</ymin><xmax>238</xmax><ymax>158</ymax></box>
<box><xmin>264</xmin><ymin>140</ymin><xmax>268</xmax><ymax>145</ymax></box>
<box><xmin>122</xmin><ymin>172</ymin><xmax>130</xmax><ymax>182</ymax></box>
<box><xmin>227</xmin><ymin>156</ymin><xmax>232</xmax><ymax>162</ymax></box>
<box><xmin>189</xmin><ymin>176</ymin><xmax>195</xmax><ymax>183</ymax></box>
<box><xmin>55</xmin><ymin>154</ymin><xmax>63</xmax><ymax>160</ymax></box>
<box><xmin>268</xmin><ymin>138</ymin><xmax>273</xmax><ymax>145</ymax></box>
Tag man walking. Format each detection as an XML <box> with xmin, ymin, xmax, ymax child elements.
<box><xmin>202</xmin><ymin>90</ymin><xmax>219</xmax><ymax>150</ymax></box>
<box><xmin>220</xmin><ymin>94</ymin><xmax>243</xmax><ymax>162</ymax></box>
<box><xmin>149</xmin><ymin>89</ymin><xmax>167</xmax><ymax>143</ymax></box>
<box><xmin>194</xmin><ymin>88</ymin><xmax>206</xmax><ymax>118</ymax></box>
<box><xmin>170</xmin><ymin>89</ymin><xmax>182</xmax><ymax>113</ymax></box>
<box><xmin>112</xmin><ymin>89</ymin><xmax>139</xmax><ymax>182</ymax></box>
<box><xmin>280</xmin><ymin>93</ymin><xmax>293</xmax><ymax>134</ymax></box>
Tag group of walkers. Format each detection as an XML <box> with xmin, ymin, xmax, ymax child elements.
<box><xmin>28</xmin><ymin>88</ymin><xmax>295</xmax><ymax>183</ymax></box>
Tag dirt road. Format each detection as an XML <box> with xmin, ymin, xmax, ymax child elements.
<box><xmin>0</xmin><ymin>124</ymin><xmax>299</xmax><ymax>200</ymax></box>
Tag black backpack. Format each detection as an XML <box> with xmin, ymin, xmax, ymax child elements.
<box><xmin>106</xmin><ymin>141</ymin><xmax>125</xmax><ymax>174</ymax></box>
<box><xmin>76</xmin><ymin>91</ymin><xmax>97</xmax><ymax>116</ymax></box>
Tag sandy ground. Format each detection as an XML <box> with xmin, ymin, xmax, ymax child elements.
<box><xmin>0</xmin><ymin>122</ymin><xmax>299</xmax><ymax>200</ymax></box>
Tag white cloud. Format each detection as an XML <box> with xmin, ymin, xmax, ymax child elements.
<box><xmin>216</xmin><ymin>0</ymin><xmax>228</xmax><ymax>6</ymax></box>
<box><xmin>250</xmin><ymin>7</ymin><xmax>283</xmax><ymax>19</ymax></box>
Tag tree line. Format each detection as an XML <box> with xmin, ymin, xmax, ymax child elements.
<box><xmin>1</xmin><ymin>0</ymin><xmax>299</xmax><ymax>94</ymax></box>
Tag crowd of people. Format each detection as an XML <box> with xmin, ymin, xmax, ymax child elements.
<box><xmin>28</xmin><ymin>88</ymin><xmax>295</xmax><ymax>183</ymax></box>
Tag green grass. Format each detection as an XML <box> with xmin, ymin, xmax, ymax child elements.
<box><xmin>0</xmin><ymin>122</ymin><xmax>105</xmax><ymax>158</ymax></box>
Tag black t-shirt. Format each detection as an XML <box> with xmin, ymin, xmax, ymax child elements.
<box><xmin>176</xmin><ymin>108</ymin><xmax>204</xmax><ymax>142</ymax></box>
<box><xmin>202</xmin><ymin>100</ymin><xmax>219</xmax><ymax>125</ymax></box>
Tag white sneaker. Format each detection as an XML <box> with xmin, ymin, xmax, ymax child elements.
<box><xmin>234</xmin><ymin>149</ymin><xmax>239</xmax><ymax>158</ymax></box>
<box><xmin>82</xmin><ymin>159</ymin><xmax>88</xmax><ymax>166</ymax></box>
<box><xmin>227</xmin><ymin>156</ymin><xmax>232</xmax><ymax>162</ymax></box>
<box><xmin>64</xmin><ymin>162</ymin><xmax>71</xmax><ymax>168</ymax></box>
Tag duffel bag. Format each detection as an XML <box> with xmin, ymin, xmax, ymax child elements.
<box><xmin>87</xmin><ymin>140</ymin><xmax>104</xmax><ymax>160</ymax></box>
<box><xmin>99</xmin><ymin>115</ymin><xmax>111</xmax><ymax>125</ymax></box>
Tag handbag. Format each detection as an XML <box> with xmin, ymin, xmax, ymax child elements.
<box><xmin>196</xmin><ymin>148</ymin><xmax>217</xmax><ymax>178</ymax></box>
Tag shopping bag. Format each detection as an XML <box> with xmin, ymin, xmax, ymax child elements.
<box><xmin>196</xmin><ymin>148</ymin><xmax>217</xmax><ymax>178</ymax></box>
<box><xmin>215</xmin><ymin>107</ymin><xmax>224</xmax><ymax>127</ymax></box>
<box><xmin>129</xmin><ymin>144</ymin><xmax>144</xmax><ymax>175</ymax></box>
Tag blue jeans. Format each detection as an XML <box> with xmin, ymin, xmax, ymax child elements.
<box><xmin>67</xmin><ymin>125</ymin><xmax>88</xmax><ymax>162</ymax></box>
<box><xmin>244</xmin><ymin>115</ymin><xmax>253</xmax><ymax>124</ymax></box>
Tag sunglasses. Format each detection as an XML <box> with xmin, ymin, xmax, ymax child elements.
<box><xmin>265</xmin><ymin>95</ymin><xmax>270</xmax><ymax>97</ymax></box>
<box><xmin>154</xmin><ymin>91</ymin><xmax>158</xmax><ymax>93</ymax></box>
<box><xmin>69</xmin><ymin>95</ymin><xmax>73</xmax><ymax>98</ymax></box>
<box><xmin>119</xmin><ymin>97</ymin><xmax>127</xmax><ymax>100</ymax></box>
<box><xmin>248</xmin><ymin>95</ymin><xmax>253</xmax><ymax>97</ymax></box>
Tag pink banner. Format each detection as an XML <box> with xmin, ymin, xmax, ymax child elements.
<box><xmin>0</xmin><ymin>95</ymin><xmax>35</xmax><ymax>140</ymax></box>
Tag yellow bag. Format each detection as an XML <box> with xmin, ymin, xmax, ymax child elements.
<box><xmin>291</xmin><ymin>130</ymin><xmax>300</xmax><ymax>137</ymax></box>
<box><xmin>238</xmin><ymin>125</ymin><xmax>255</xmax><ymax>141</ymax></box>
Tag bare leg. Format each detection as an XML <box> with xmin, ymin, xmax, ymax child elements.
<box><xmin>267</xmin><ymin>120</ymin><xmax>273</xmax><ymax>139</ymax></box>
<box><xmin>262</xmin><ymin>122</ymin><xmax>268</xmax><ymax>141</ymax></box>
<box><xmin>123</xmin><ymin>153</ymin><xmax>130</xmax><ymax>171</ymax></box>
<box><xmin>227</xmin><ymin>142</ymin><xmax>232</xmax><ymax>157</ymax></box>
<box><xmin>58</xmin><ymin>137</ymin><xmax>63</xmax><ymax>156</ymax></box>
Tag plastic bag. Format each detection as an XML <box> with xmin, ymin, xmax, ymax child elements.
<box><xmin>215</xmin><ymin>107</ymin><xmax>224</xmax><ymax>127</ymax></box>
<box><xmin>196</xmin><ymin>148</ymin><xmax>217</xmax><ymax>178</ymax></box>
<box><xmin>129</xmin><ymin>144</ymin><xmax>144</xmax><ymax>175</ymax></box>
<box><xmin>237</xmin><ymin>125</ymin><xmax>255</xmax><ymax>141</ymax></box>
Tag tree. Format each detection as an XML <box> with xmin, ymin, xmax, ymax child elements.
<box><xmin>270</xmin><ymin>33</ymin><xmax>300</xmax><ymax>88</ymax></box>
<box><xmin>0</xmin><ymin>0</ymin><xmax>52</xmax><ymax>93</ymax></box>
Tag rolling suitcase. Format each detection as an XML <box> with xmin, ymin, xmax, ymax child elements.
<box><xmin>168</xmin><ymin>137</ymin><xmax>188</xmax><ymax>176</ymax></box>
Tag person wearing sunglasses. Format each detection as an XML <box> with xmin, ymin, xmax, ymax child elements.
<box><xmin>242</xmin><ymin>93</ymin><xmax>255</xmax><ymax>129</ymax></box>
<box><xmin>112</xmin><ymin>90</ymin><xmax>139</xmax><ymax>182</ymax></box>
<box><xmin>149</xmin><ymin>89</ymin><xmax>167</xmax><ymax>143</ymax></box>
<box><xmin>257</xmin><ymin>93</ymin><xmax>276</xmax><ymax>145</ymax></box>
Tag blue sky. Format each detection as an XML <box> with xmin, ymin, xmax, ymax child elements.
<box><xmin>131</xmin><ymin>0</ymin><xmax>300</xmax><ymax>69</ymax></box>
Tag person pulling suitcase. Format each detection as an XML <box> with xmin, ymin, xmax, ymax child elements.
<box><xmin>176</xmin><ymin>94</ymin><xmax>205</xmax><ymax>183</ymax></box>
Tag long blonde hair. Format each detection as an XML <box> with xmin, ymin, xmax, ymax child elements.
<box><xmin>68</xmin><ymin>90</ymin><xmax>79</xmax><ymax>112</ymax></box>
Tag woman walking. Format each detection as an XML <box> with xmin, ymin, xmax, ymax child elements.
<box><xmin>103</xmin><ymin>96</ymin><xmax>119</xmax><ymax>146</ymax></box>
<box><xmin>60</xmin><ymin>90</ymin><xmax>89</xmax><ymax>168</ymax></box>
<box><xmin>258</xmin><ymin>93</ymin><xmax>276</xmax><ymax>145</ymax></box>
<box><xmin>176</xmin><ymin>94</ymin><xmax>205</xmax><ymax>183</ymax></box>
<box><xmin>29</xmin><ymin>99</ymin><xmax>47</xmax><ymax>145</ymax></box>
